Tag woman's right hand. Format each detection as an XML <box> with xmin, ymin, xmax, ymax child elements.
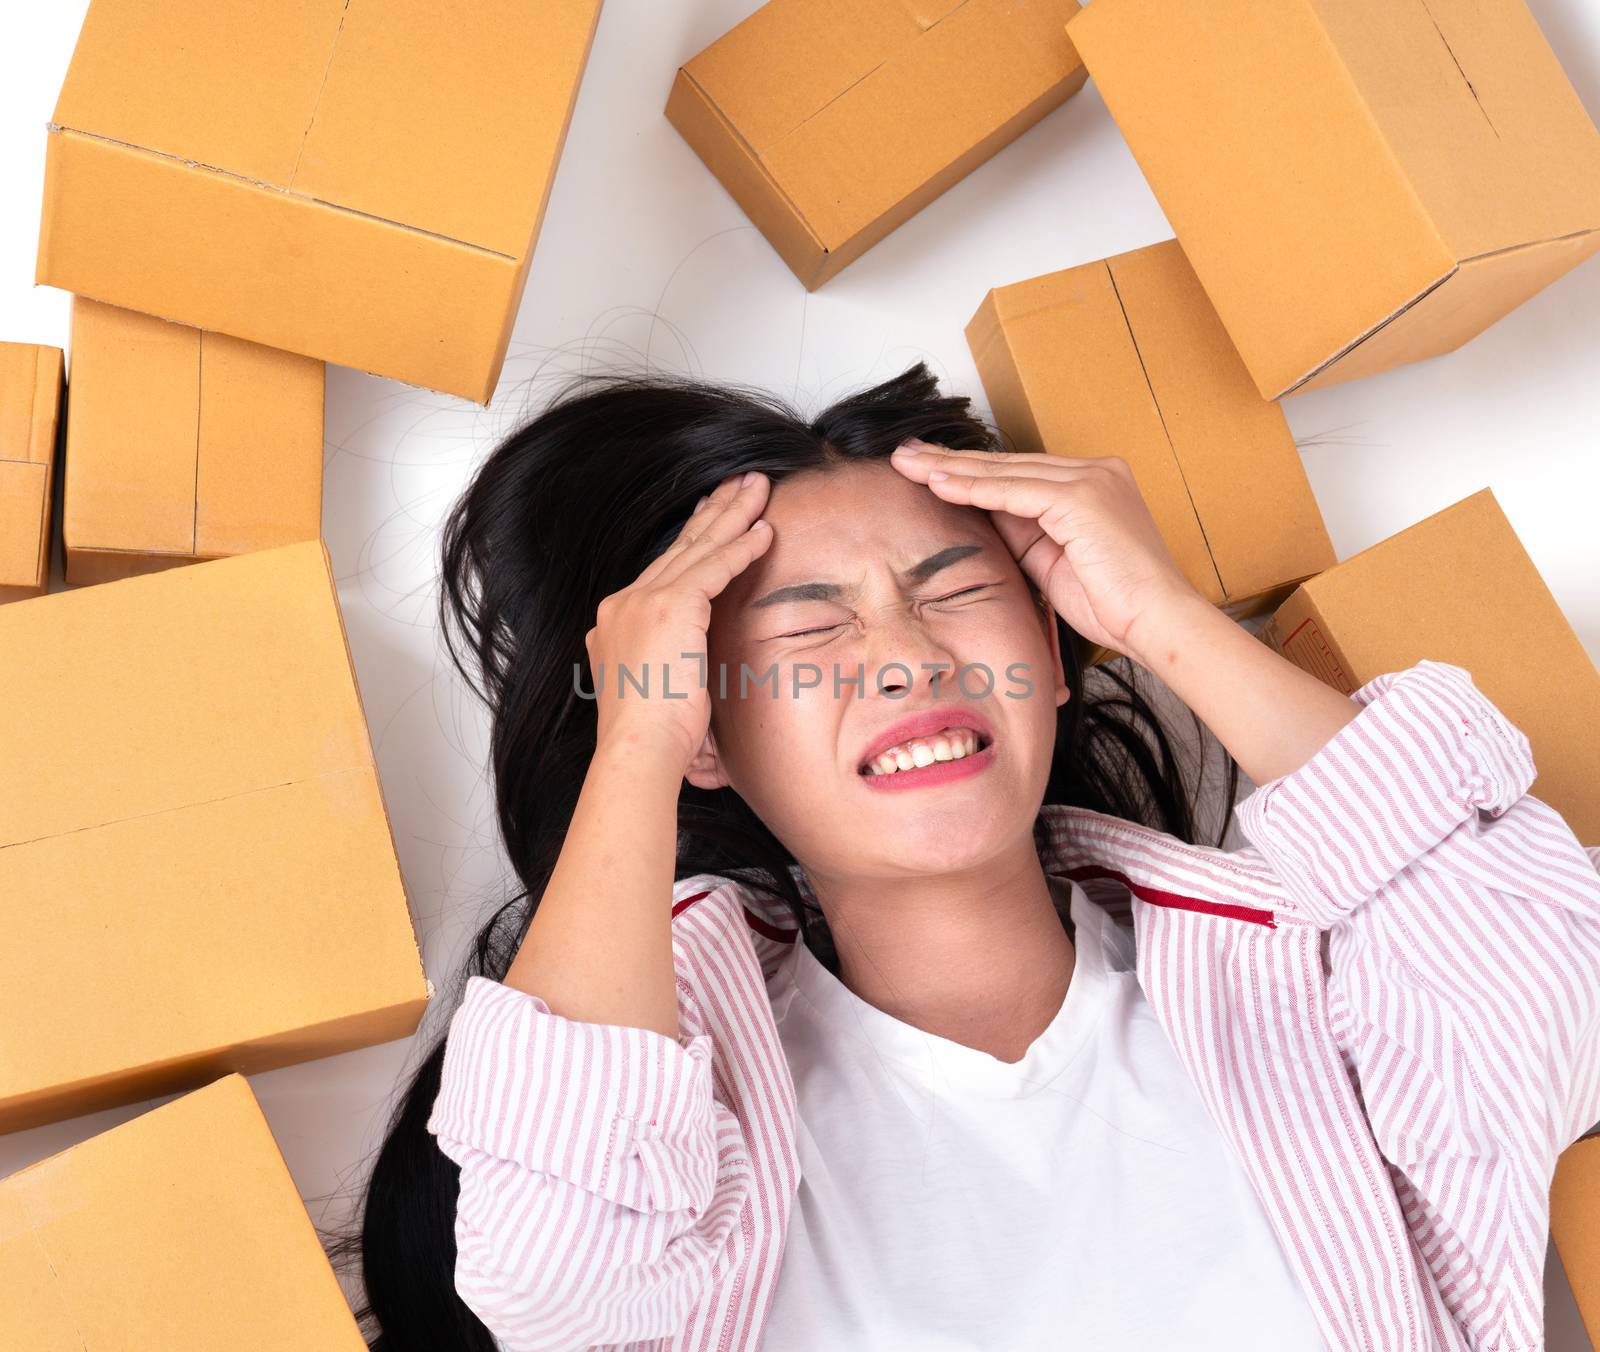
<box><xmin>585</xmin><ymin>469</ymin><xmax>773</xmax><ymax>772</ymax></box>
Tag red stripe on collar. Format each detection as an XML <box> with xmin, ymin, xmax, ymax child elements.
<box><xmin>1063</xmin><ymin>864</ymin><xmax>1277</xmax><ymax>929</ymax></box>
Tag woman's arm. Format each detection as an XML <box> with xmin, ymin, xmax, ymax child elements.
<box><xmin>1180</xmin><ymin>651</ymin><xmax>1600</xmax><ymax>1351</ymax></box>
<box><xmin>427</xmin><ymin>878</ymin><xmax>763</xmax><ymax>1352</ymax></box>
<box><xmin>1123</xmin><ymin>588</ymin><xmax>1363</xmax><ymax>786</ymax></box>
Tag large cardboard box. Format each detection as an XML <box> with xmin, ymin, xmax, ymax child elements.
<box><xmin>667</xmin><ymin>0</ymin><xmax>1087</xmax><ymax>290</ymax></box>
<box><xmin>36</xmin><ymin>0</ymin><xmax>604</xmax><ymax>404</ymax></box>
<box><xmin>1263</xmin><ymin>489</ymin><xmax>1600</xmax><ymax>843</ymax></box>
<box><xmin>0</xmin><ymin>540</ymin><xmax>429</xmax><ymax>1134</ymax></box>
<box><xmin>0</xmin><ymin>1074</ymin><xmax>367</xmax><ymax>1350</ymax></box>
<box><xmin>1068</xmin><ymin>0</ymin><xmax>1600</xmax><ymax>400</ymax></box>
<box><xmin>65</xmin><ymin>296</ymin><xmax>323</xmax><ymax>587</ymax></box>
<box><xmin>968</xmin><ymin>238</ymin><xmax>1336</xmax><ymax>666</ymax></box>
<box><xmin>1553</xmin><ymin>1134</ymin><xmax>1600</xmax><ymax>1348</ymax></box>
<box><xmin>0</xmin><ymin>343</ymin><xmax>64</xmax><ymax>603</ymax></box>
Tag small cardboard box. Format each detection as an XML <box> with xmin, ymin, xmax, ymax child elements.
<box><xmin>1263</xmin><ymin>489</ymin><xmax>1600</xmax><ymax>843</ymax></box>
<box><xmin>65</xmin><ymin>296</ymin><xmax>323</xmax><ymax>587</ymax></box>
<box><xmin>1553</xmin><ymin>1133</ymin><xmax>1600</xmax><ymax>1347</ymax></box>
<box><xmin>1069</xmin><ymin>0</ymin><xmax>1600</xmax><ymax>400</ymax></box>
<box><xmin>36</xmin><ymin>0</ymin><xmax>604</xmax><ymax>404</ymax></box>
<box><xmin>667</xmin><ymin>0</ymin><xmax>1087</xmax><ymax>289</ymax></box>
<box><xmin>0</xmin><ymin>343</ymin><xmax>64</xmax><ymax>603</ymax></box>
<box><xmin>0</xmin><ymin>539</ymin><xmax>429</xmax><ymax>1134</ymax></box>
<box><xmin>967</xmin><ymin>238</ymin><xmax>1336</xmax><ymax>666</ymax></box>
<box><xmin>0</xmin><ymin>1074</ymin><xmax>367</xmax><ymax>1350</ymax></box>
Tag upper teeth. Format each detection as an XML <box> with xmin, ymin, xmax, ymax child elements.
<box><xmin>864</xmin><ymin>726</ymin><xmax>983</xmax><ymax>775</ymax></box>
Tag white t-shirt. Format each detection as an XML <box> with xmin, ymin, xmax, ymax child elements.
<box><xmin>761</xmin><ymin>877</ymin><xmax>1329</xmax><ymax>1350</ymax></box>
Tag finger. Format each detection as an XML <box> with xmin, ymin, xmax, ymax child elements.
<box><xmin>653</xmin><ymin>473</ymin><xmax>771</xmax><ymax>587</ymax></box>
<box><xmin>634</xmin><ymin>471</ymin><xmax>766</xmax><ymax>587</ymax></box>
<box><xmin>893</xmin><ymin>440</ymin><xmax>1122</xmax><ymax>477</ymax></box>
<box><xmin>989</xmin><ymin>508</ymin><xmax>1063</xmax><ymax>591</ymax></box>
<box><xmin>674</xmin><ymin>515</ymin><xmax>774</xmax><ymax>601</ymax></box>
<box><xmin>912</xmin><ymin>470</ymin><xmax>1081</xmax><ymax>529</ymax></box>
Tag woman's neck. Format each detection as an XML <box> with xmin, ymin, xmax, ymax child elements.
<box><xmin>810</xmin><ymin>847</ymin><xmax>1076</xmax><ymax>1064</ymax></box>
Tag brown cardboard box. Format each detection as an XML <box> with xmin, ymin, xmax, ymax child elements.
<box><xmin>0</xmin><ymin>1074</ymin><xmax>366</xmax><ymax>1350</ymax></box>
<box><xmin>667</xmin><ymin>0</ymin><xmax>1087</xmax><ymax>290</ymax></box>
<box><xmin>0</xmin><ymin>539</ymin><xmax>429</xmax><ymax>1134</ymax></box>
<box><xmin>36</xmin><ymin>0</ymin><xmax>604</xmax><ymax>404</ymax></box>
<box><xmin>967</xmin><ymin>238</ymin><xmax>1336</xmax><ymax>666</ymax></box>
<box><xmin>1553</xmin><ymin>1133</ymin><xmax>1600</xmax><ymax>1347</ymax></box>
<box><xmin>1263</xmin><ymin>489</ymin><xmax>1600</xmax><ymax>843</ymax></box>
<box><xmin>65</xmin><ymin>296</ymin><xmax>323</xmax><ymax>587</ymax></box>
<box><xmin>0</xmin><ymin>343</ymin><xmax>64</xmax><ymax>604</ymax></box>
<box><xmin>1069</xmin><ymin>0</ymin><xmax>1600</xmax><ymax>400</ymax></box>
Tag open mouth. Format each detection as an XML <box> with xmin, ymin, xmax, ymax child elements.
<box><xmin>858</xmin><ymin>726</ymin><xmax>994</xmax><ymax>777</ymax></box>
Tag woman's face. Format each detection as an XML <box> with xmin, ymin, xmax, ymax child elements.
<box><xmin>689</xmin><ymin>458</ymin><xmax>1071</xmax><ymax>882</ymax></box>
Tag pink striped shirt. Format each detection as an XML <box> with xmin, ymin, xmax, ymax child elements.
<box><xmin>426</xmin><ymin>660</ymin><xmax>1600</xmax><ymax>1351</ymax></box>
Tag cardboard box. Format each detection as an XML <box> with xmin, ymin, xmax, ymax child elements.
<box><xmin>0</xmin><ymin>1074</ymin><xmax>367</xmax><ymax>1350</ymax></box>
<box><xmin>0</xmin><ymin>539</ymin><xmax>429</xmax><ymax>1134</ymax></box>
<box><xmin>1069</xmin><ymin>0</ymin><xmax>1600</xmax><ymax>400</ymax></box>
<box><xmin>667</xmin><ymin>0</ymin><xmax>1087</xmax><ymax>289</ymax></box>
<box><xmin>1553</xmin><ymin>1133</ymin><xmax>1600</xmax><ymax>1348</ymax></box>
<box><xmin>65</xmin><ymin>296</ymin><xmax>323</xmax><ymax>587</ymax></box>
<box><xmin>967</xmin><ymin>238</ymin><xmax>1336</xmax><ymax>665</ymax></box>
<box><xmin>0</xmin><ymin>343</ymin><xmax>64</xmax><ymax>603</ymax></box>
<box><xmin>1263</xmin><ymin>489</ymin><xmax>1600</xmax><ymax>843</ymax></box>
<box><xmin>36</xmin><ymin>0</ymin><xmax>604</xmax><ymax>404</ymax></box>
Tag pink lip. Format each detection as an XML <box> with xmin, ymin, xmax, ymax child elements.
<box><xmin>855</xmin><ymin>706</ymin><xmax>995</xmax><ymax>776</ymax></box>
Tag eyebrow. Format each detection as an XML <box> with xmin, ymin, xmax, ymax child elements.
<box><xmin>748</xmin><ymin>543</ymin><xmax>986</xmax><ymax>609</ymax></box>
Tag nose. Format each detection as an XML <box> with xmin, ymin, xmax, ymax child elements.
<box><xmin>862</xmin><ymin>606</ymin><xmax>962</xmax><ymax>700</ymax></box>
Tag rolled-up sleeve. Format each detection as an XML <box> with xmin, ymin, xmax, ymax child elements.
<box><xmin>1234</xmin><ymin>659</ymin><xmax>1600</xmax><ymax>1350</ymax></box>
<box><xmin>426</xmin><ymin>974</ymin><xmax>751</xmax><ymax>1351</ymax></box>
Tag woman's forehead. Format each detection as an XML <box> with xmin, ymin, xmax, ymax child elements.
<box><xmin>721</xmin><ymin>463</ymin><xmax>1001</xmax><ymax>608</ymax></box>
<box><xmin>762</xmin><ymin>459</ymin><xmax>979</xmax><ymax>535</ymax></box>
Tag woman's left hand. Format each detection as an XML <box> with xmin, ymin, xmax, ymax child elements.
<box><xmin>888</xmin><ymin>438</ymin><xmax>1203</xmax><ymax>661</ymax></box>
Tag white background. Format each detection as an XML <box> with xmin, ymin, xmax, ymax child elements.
<box><xmin>2</xmin><ymin>0</ymin><xmax>1597</xmax><ymax>1345</ymax></box>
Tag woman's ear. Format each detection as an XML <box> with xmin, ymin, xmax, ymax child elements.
<box><xmin>1038</xmin><ymin>592</ymin><xmax>1072</xmax><ymax>709</ymax></box>
<box><xmin>684</xmin><ymin>728</ymin><xmax>733</xmax><ymax>791</ymax></box>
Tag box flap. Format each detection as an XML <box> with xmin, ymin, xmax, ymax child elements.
<box><xmin>1104</xmin><ymin>241</ymin><xmax>1334</xmax><ymax>599</ymax></box>
<box><xmin>291</xmin><ymin>0</ymin><xmax>603</xmax><ymax>257</ymax></box>
<box><xmin>0</xmin><ymin>1075</ymin><xmax>367</xmax><ymax>1350</ymax></box>
<box><xmin>0</xmin><ymin>462</ymin><xmax>47</xmax><ymax>589</ymax></box>
<box><xmin>762</xmin><ymin>0</ymin><xmax>1082</xmax><ymax>248</ymax></box>
<box><xmin>0</xmin><ymin>343</ymin><xmax>63</xmax><ymax>467</ymax></box>
<box><xmin>51</xmin><ymin>0</ymin><xmax>602</xmax><ymax>259</ymax></box>
<box><xmin>969</xmin><ymin>256</ymin><xmax>1223</xmax><ymax>603</ymax></box>
<box><xmin>0</xmin><ymin>771</ymin><xmax>423</xmax><ymax>1104</ymax></box>
<box><xmin>195</xmin><ymin>332</ymin><xmax>324</xmax><ymax>555</ymax></box>
<box><xmin>0</xmin><ymin>539</ymin><xmax>373</xmax><ymax>851</ymax></box>
<box><xmin>1311</xmin><ymin>0</ymin><xmax>1600</xmax><ymax>261</ymax></box>
<box><xmin>688</xmin><ymin>0</ymin><xmax>1081</xmax><ymax>251</ymax></box>
<box><xmin>53</xmin><ymin>0</ymin><xmax>349</xmax><ymax>189</ymax></box>
<box><xmin>1071</xmin><ymin>0</ymin><xmax>1457</xmax><ymax>398</ymax></box>
<box><xmin>1296</xmin><ymin>489</ymin><xmax>1600</xmax><ymax>841</ymax></box>
<box><xmin>65</xmin><ymin>298</ymin><xmax>199</xmax><ymax>555</ymax></box>
<box><xmin>685</xmin><ymin>0</ymin><xmax>923</xmax><ymax>154</ymax></box>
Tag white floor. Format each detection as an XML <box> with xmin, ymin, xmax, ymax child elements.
<box><xmin>1</xmin><ymin>2</ymin><xmax>1596</xmax><ymax>1347</ymax></box>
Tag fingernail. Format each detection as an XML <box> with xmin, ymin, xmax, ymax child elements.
<box><xmin>928</xmin><ymin>470</ymin><xmax>949</xmax><ymax>481</ymax></box>
<box><xmin>892</xmin><ymin>443</ymin><xmax>923</xmax><ymax>457</ymax></box>
<box><xmin>742</xmin><ymin>470</ymin><xmax>761</xmax><ymax>486</ymax></box>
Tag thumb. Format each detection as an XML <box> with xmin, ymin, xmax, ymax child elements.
<box><xmin>989</xmin><ymin>508</ymin><xmax>1063</xmax><ymax>596</ymax></box>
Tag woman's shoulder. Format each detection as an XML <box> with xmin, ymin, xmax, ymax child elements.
<box><xmin>671</xmin><ymin>870</ymin><xmax>802</xmax><ymax>989</ymax></box>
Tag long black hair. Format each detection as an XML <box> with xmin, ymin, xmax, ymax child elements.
<box><xmin>332</xmin><ymin>360</ymin><xmax>1239</xmax><ymax>1349</ymax></box>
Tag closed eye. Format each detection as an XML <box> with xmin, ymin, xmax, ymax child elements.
<box><xmin>777</xmin><ymin>585</ymin><xmax>994</xmax><ymax>639</ymax></box>
<box><xmin>930</xmin><ymin>584</ymin><xmax>993</xmax><ymax>604</ymax></box>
